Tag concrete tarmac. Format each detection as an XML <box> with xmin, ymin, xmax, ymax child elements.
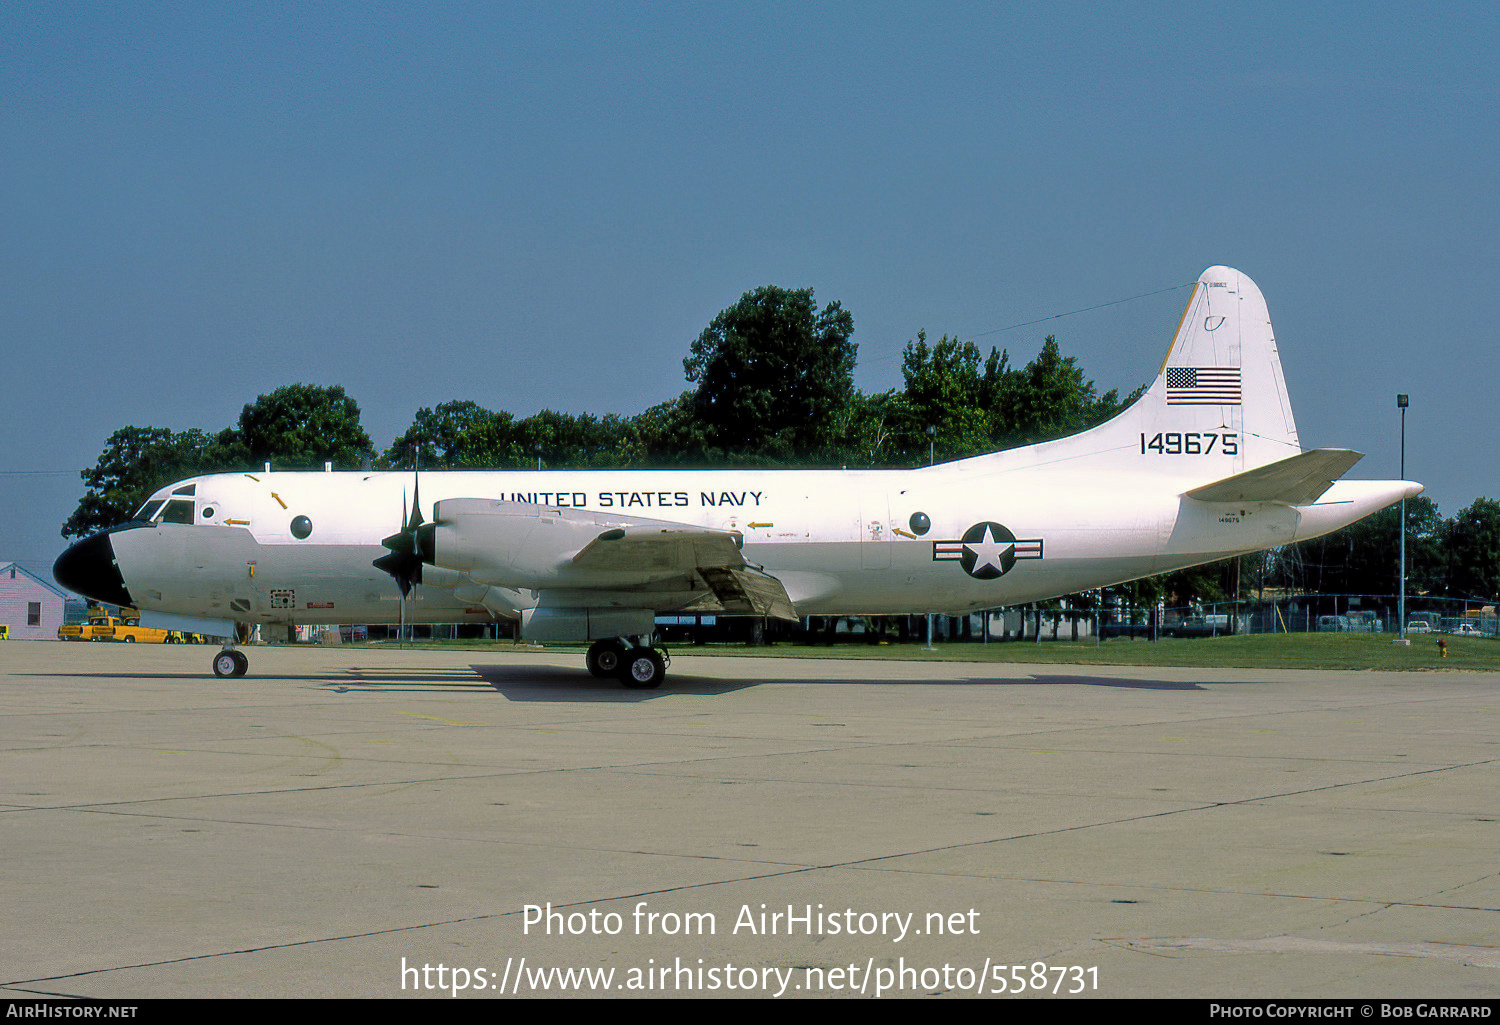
<box><xmin>1</xmin><ymin>640</ymin><xmax>1497</xmax><ymax>1000</ymax></box>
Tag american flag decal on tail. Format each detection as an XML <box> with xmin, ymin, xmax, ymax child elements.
<box><xmin>1165</xmin><ymin>366</ymin><xmax>1241</xmax><ymax>405</ymax></box>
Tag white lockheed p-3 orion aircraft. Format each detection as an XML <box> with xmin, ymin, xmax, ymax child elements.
<box><xmin>54</xmin><ymin>267</ymin><xmax>1420</xmax><ymax>688</ymax></box>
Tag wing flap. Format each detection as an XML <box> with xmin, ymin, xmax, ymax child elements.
<box><xmin>695</xmin><ymin>566</ymin><xmax>799</xmax><ymax>621</ymax></box>
<box><xmin>1186</xmin><ymin>449</ymin><xmax>1363</xmax><ymax>505</ymax></box>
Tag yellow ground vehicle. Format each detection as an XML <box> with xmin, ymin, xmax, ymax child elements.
<box><xmin>59</xmin><ymin>610</ymin><xmax>118</xmax><ymax>641</ymax></box>
<box><xmin>59</xmin><ymin>608</ymin><xmax>175</xmax><ymax>643</ymax></box>
<box><xmin>96</xmin><ymin>615</ymin><xmax>173</xmax><ymax>643</ymax></box>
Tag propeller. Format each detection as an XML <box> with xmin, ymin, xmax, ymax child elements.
<box><xmin>373</xmin><ymin>447</ymin><xmax>426</xmax><ymax>602</ymax></box>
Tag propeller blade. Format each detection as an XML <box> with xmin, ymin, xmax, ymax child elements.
<box><xmin>372</xmin><ymin>447</ymin><xmax>426</xmax><ymax>599</ymax></box>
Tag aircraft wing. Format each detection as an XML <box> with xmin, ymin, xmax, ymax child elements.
<box><xmin>1185</xmin><ymin>449</ymin><xmax>1364</xmax><ymax>506</ymax></box>
<box><xmin>570</xmin><ymin>523</ymin><xmax>744</xmax><ymax>574</ymax></box>
<box><xmin>422</xmin><ymin>499</ymin><xmax>799</xmax><ymax>621</ymax></box>
<box><xmin>571</xmin><ymin>524</ymin><xmax>798</xmax><ymax>619</ymax></box>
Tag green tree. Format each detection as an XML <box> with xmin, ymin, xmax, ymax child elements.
<box><xmin>896</xmin><ymin>331</ymin><xmax>992</xmax><ymax>461</ymax></box>
<box><xmin>836</xmin><ymin>389</ymin><xmax>902</xmax><ymax>467</ymax></box>
<box><xmin>616</xmin><ymin>392</ymin><xmax>714</xmax><ymax>467</ymax></box>
<box><xmin>990</xmin><ymin>335</ymin><xmax>1129</xmax><ymax>447</ymax></box>
<box><xmin>683</xmin><ymin>286</ymin><xmax>857</xmax><ymax>460</ymax></box>
<box><xmin>1443</xmin><ymin>497</ymin><xmax>1500</xmax><ymax>599</ymax></box>
<box><xmin>63</xmin><ymin>384</ymin><xmax>373</xmax><ymax>539</ymax></box>
<box><xmin>385</xmin><ymin>400</ymin><xmax>520</xmax><ymax>469</ymax></box>
<box><xmin>514</xmin><ymin>410</ymin><xmax>632</xmax><ymax>468</ymax></box>
<box><xmin>1272</xmin><ymin>496</ymin><xmax>1444</xmax><ymax>597</ymax></box>
<box><xmin>62</xmin><ymin>426</ymin><xmax>239</xmax><ymax>538</ymax></box>
<box><xmin>236</xmin><ymin>383</ymin><xmax>374</xmax><ymax>469</ymax></box>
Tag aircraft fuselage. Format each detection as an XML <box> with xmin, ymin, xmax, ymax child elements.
<box><xmin>93</xmin><ymin>463</ymin><xmax>1403</xmax><ymax>629</ymax></box>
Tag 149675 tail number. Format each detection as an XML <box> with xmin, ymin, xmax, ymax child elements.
<box><xmin>1140</xmin><ymin>432</ymin><xmax>1237</xmax><ymax>455</ymax></box>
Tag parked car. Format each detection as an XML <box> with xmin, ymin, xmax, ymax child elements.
<box><xmin>1453</xmin><ymin>623</ymin><xmax>1483</xmax><ymax>637</ymax></box>
<box><xmin>59</xmin><ymin>611</ymin><xmax>122</xmax><ymax>641</ymax></box>
<box><xmin>1406</xmin><ymin>621</ymin><xmax>1432</xmax><ymax>634</ymax></box>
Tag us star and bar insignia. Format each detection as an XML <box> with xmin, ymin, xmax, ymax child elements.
<box><xmin>932</xmin><ymin>522</ymin><xmax>1043</xmax><ymax>580</ymax></box>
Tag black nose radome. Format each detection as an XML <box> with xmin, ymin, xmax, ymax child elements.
<box><xmin>53</xmin><ymin>530</ymin><xmax>134</xmax><ymax>608</ymax></box>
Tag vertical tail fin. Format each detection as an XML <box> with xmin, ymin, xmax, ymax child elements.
<box><xmin>960</xmin><ymin>266</ymin><xmax>1302</xmax><ymax>479</ymax></box>
<box><xmin>1144</xmin><ymin>265</ymin><xmax>1300</xmax><ymax>470</ymax></box>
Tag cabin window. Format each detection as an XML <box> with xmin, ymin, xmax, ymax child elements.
<box><xmin>290</xmin><ymin>515</ymin><xmax>313</xmax><ymax>539</ymax></box>
<box><xmin>159</xmin><ymin>499</ymin><xmax>195</xmax><ymax>524</ymax></box>
<box><xmin>909</xmin><ymin>512</ymin><xmax>931</xmax><ymax>536</ymax></box>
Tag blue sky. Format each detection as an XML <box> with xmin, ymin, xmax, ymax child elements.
<box><xmin>3</xmin><ymin>2</ymin><xmax>1496</xmax><ymax>578</ymax></box>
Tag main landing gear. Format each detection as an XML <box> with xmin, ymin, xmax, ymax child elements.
<box><xmin>206</xmin><ymin>639</ymin><xmax>666</xmax><ymax>687</ymax></box>
<box><xmin>212</xmin><ymin>648</ymin><xmax>248</xmax><ymax>678</ymax></box>
<box><xmin>586</xmin><ymin>638</ymin><xmax>670</xmax><ymax>689</ymax></box>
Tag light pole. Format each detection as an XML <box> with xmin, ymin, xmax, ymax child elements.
<box><xmin>924</xmin><ymin>426</ymin><xmax>937</xmax><ymax>651</ymax></box>
<box><xmin>1394</xmin><ymin>394</ymin><xmax>1409</xmax><ymax>646</ymax></box>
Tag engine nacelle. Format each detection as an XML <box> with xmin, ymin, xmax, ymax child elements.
<box><xmin>420</xmin><ymin>500</ymin><xmax>608</xmax><ymax>586</ymax></box>
<box><xmin>519</xmin><ymin>607</ymin><xmax>654</xmax><ymax>642</ymax></box>
<box><xmin>419</xmin><ymin>498</ymin><xmax>721</xmax><ymax>590</ymax></box>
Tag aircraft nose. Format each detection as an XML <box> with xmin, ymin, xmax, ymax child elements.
<box><xmin>53</xmin><ymin>530</ymin><xmax>134</xmax><ymax>607</ymax></box>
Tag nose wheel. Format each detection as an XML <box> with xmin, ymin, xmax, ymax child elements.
<box><xmin>212</xmin><ymin>649</ymin><xmax>249</xmax><ymax>678</ymax></box>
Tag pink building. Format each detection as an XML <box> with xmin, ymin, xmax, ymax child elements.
<box><xmin>1</xmin><ymin>562</ymin><xmax>70</xmax><ymax>640</ymax></box>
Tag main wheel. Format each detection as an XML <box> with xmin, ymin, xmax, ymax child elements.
<box><xmin>619</xmin><ymin>646</ymin><xmax>665</xmax><ymax>689</ymax></box>
<box><xmin>587</xmin><ymin>639</ymin><xmax>626</xmax><ymax>678</ymax></box>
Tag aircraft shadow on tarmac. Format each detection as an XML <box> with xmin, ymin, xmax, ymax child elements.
<box><xmin>33</xmin><ymin>668</ymin><xmax>503</xmax><ymax>694</ymax></box>
<box><xmin>462</xmin><ymin>666</ymin><xmax>1207</xmax><ymax>700</ymax></box>
<box><xmin>33</xmin><ymin>668</ymin><xmax>1204</xmax><ymax>699</ymax></box>
<box><xmin>467</xmin><ymin>664</ymin><xmax>758</xmax><ymax>700</ymax></box>
<box><xmin>1007</xmin><ymin>674</ymin><xmax>1207</xmax><ymax>691</ymax></box>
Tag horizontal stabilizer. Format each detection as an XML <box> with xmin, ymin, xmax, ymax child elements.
<box><xmin>1186</xmin><ymin>449</ymin><xmax>1363</xmax><ymax>505</ymax></box>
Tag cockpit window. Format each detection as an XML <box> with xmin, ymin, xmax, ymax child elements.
<box><xmin>159</xmin><ymin>499</ymin><xmax>195</xmax><ymax>524</ymax></box>
<box><xmin>172</xmin><ymin>484</ymin><xmax>196</xmax><ymax>496</ymax></box>
<box><xmin>135</xmin><ymin>499</ymin><xmax>165</xmax><ymax>522</ymax></box>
